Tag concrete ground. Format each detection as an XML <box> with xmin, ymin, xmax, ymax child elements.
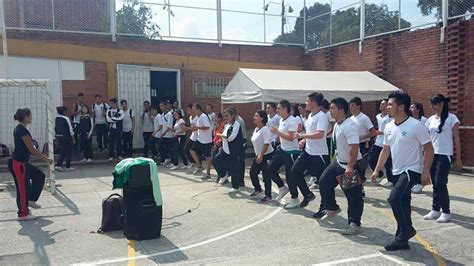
<box><xmin>0</xmin><ymin>161</ymin><xmax>473</xmax><ymax>265</ymax></box>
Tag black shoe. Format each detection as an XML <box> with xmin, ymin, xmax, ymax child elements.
<box><xmin>215</xmin><ymin>177</ymin><xmax>221</xmax><ymax>183</ymax></box>
<box><xmin>312</xmin><ymin>208</ymin><xmax>326</xmax><ymax>219</ymax></box>
<box><xmin>260</xmin><ymin>196</ymin><xmax>272</xmax><ymax>203</ymax></box>
<box><xmin>397</xmin><ymin>228</ymin><xmax>417</xmax><ymax>241</ymax></box>
<box><xmin>300</xmin><ymin>193</ymin><xmax>316</xmax><ymax>208</ymax></box>
<box><xmin>384</xmin><ymin>239</ymin><xmax>410</xmax><ymax>251</ymax></box>
<box><xmin>250</xmin><ymin>190</ymin><xmax>263</xmax><ymax>197</ymax></box>
<box><xmin>362</xmin><ymin>188</ymin><xmax>366</xmax><ymax>198</ymax></box>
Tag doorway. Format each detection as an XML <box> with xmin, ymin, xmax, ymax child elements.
<box><xmin>150</xmin><ymin>71</ymin><xmax>178</xmax><ymax>107</ymax></box>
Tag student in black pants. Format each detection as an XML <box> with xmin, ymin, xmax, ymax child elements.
<box><xmin>121</xmin><ymin>100</ymin><xmax>135</xmax><ymax>158</ymax></box>
<box><xmin>317</xmin><ymin>98</ymin><xmax>364</xmax><ymax>235</ymax></box>
<box><xmin>371</xmin><ymin>92</ymin><xmax>434</xmax><ymax>251</ymax></box>
<box><xmin>249</xmin><ymin>110</ymin><xmax>275</xmax><ymax>202</ymax></box>
<box><xmin>55</xmin><ymin>106</ymin><xmax>75</xmax><ymax>171</ymax></box>
<box><xmin>142</xmin><ymin>101</ymin><xmax>154</xmax><ymax>157</ymax></box>
<box><xmin>92</xmin><ymin>94</ymin><xmax>109</xmax><ymax>152</ymax></box>
<box><xmin>170</xmin><ymin>110</ymin><xmax>189</xmax><ymax>169</ymax></box>
<box><xmin>79</xmin><ymin>105</ymin><xmax>94</xmax><ymax>162</ymax></box>
<box><xmin>106</xmin><ymin>98</ymin><xmax>124</xmax><ymax>161</ymax></box>
<box><xmin>182</xmin><ymin>104</ymin><xmax>196</xmax><ymax>166</ymax></box>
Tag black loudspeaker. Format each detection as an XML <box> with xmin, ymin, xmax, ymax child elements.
<box><xmin>122</xmin><ymin>164</ymin><xmax>162</xmax><ymax>240</ymax></box>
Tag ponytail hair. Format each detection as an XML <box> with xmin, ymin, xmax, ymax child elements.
<box><xmin>430</xmin><ymin>94</ymin><xmax>450</xmax><ymax>133</ymax></box>
<box><xmin>13</xmin><ymin>108</ymin><xmax>32</xmax><ymax>123</ymax></box>
<box><xmin>413</xmin><ymin>102</ymin><xmax>425</xmax><ymax>119</ymax></box>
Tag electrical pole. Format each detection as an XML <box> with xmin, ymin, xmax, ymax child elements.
<box><xmin>281</xmin><ymin>0</ymin><xmax>285</xmax><ymax>35</ymax></box>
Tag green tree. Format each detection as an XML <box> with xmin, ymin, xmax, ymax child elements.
<box><xmin>274</xmin><ymin>3</ymin><xmax>411</xmax><ymax>48</ymax></box>
<box><xmin>418</xmin><ymin>0</ymin><xmax>474</xmax><ymax>19</ymax></box>
<box><xmin>116</xmin><ymin>2</ymin><xmax>160</xmax><ymax>39</ymax></box>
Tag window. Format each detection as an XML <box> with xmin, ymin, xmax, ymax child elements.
<box><xmin>193</xmin><ymin>77</ymin><xmax>231</xmax><ymax>98</ymax></box>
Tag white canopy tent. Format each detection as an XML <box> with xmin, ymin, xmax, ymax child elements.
<box><xmin>221</xmin><ymin>68</ymin><xmax>401</xmax><ymax>108</ymax></box>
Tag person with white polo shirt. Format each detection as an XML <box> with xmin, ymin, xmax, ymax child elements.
<box><xmin>120</xmin><ymin>100</ymin><xmax>135</xmax><ymax>158</ymax></box>
<box><xmin>149</xmin><ymin>106</ymin><xmax>163</xmax><ymax>161</ymax></box>
<box><xmin>423</xmin><ymin>94</ymin><xmax>462</xmax><ymax>223</ymax></box>
<box><xmin>371</xmin><ymin>92</ymin><xmax>434</xmax><ymax>251</ymax></box>
<box><xmin>409</xmin><ymin>102</ymin><xmax>429</xmax><ymax>193</ymax></box>
<box><xmin>142</xmin><ymin>101</ymin><xmax>154</xmax><ymax>158</ymax></box>
<box><xmin>249</xmin><ymin>110</ymin><xmax>274</xmax><ymax>202</ymax></box>
<box><xmin>160</xmin><ymin>101</ymin><xmax>174</xmax><ymax>166</ymax></box>
<box><xmin>190</xmin><ymin>103</ymin><xmax>213</xmax><ymax>179</ymax></box>
<box><xmin>349</xmin><ymin>97</ymin><xmax>377</xmax><ymax>156</ymax></box>
<box><xmin>92</xmin><ymin>94</ymin><xmax>110</xmax><ymax>152</ymax></box>
<box><xmin>287</xmin><ymin>92</ymin><xmax>329</xmax><ymax>209</ymax></box>
<box><xmin>316</xmin><ymin>98</ymin><xmax>364</xmax><ymax>235</ymax></box>
<box><xmin>368</xmin><ymin>99</ymin><xmax>394</xmax><ymax>187</ymax></box>
<box><xmin>267</xmin><ymin>100</ymin><xmax>298</xmax><ymax>203</ymax></box>
<box><xmin>266</xmin><ymin>102</ymin><xmax>280</xmax><ymax>148</ymax></box>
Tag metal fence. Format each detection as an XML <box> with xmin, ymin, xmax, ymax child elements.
<box><xmin>1</xmin><ymin>0</ymin><xmax>473</xmax><ymax>51</ymax></box>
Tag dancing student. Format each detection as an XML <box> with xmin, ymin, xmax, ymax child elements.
<box><xmin>170</xmin><ymin>110</ymin><xmax>189</xmax><ymax>170</ymax></box>
<box><xmin>190</xmin><ymin>104</ymin><xmax>213</xmax><ymax>179</ymax></box>
<box><xmin>211</xmin><ymin>112</ymin><xmax>225</xmax><ymax>183</ymax></box>
<box><xmin>410</xmin><ymin>102</ymin><xmax>428</xmax><ymax>193</ymax></box>
<box><xmin>8</xmin><ymin>108</ymin><xmax>54</xmax><ymax>221</ymax></box>
<box><xmin>423</xmin><ymin>94</ymin><xmax>461</xmax><ymax>223</ymax></box>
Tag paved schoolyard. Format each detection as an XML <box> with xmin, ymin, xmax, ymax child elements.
<box><xmin>0</xmin><ymin>162</ymin><xmax>473</xmax><ymax>265</ymax></box>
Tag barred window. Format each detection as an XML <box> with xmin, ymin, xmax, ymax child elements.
<box><xmin>193</xmin><ymin>77</ymin><xmax>231</xmax><ymax>98</ymax></box>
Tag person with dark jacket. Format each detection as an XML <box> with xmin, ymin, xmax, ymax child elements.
<box><xmin>106</xmin><ymin>98</ymin><xmax>125</xmax><ymax>161</ymax></box>
<box><xmin>79</xmin><ymin>105</ymin><xmax>94</xmax><ymax>162</ymax></box>
<box><xmin>55</xmin><ymin>106</ymin><xmax>75</xmax><ymax>171</ymax></box>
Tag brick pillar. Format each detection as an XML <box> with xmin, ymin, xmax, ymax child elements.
<box><xmin>375</xmin><ymin>37</ymin><xmax>389</xmax><ymax>80</ymax></box>
<box><xmin>325</xmin><ymin>48</ymin><xmax>335</xmax><ymax>71</ymax></box>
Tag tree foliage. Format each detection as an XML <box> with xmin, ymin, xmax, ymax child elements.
<box><xmin>418</xmin><ymin>0</ymin><xmax>474</xmax><ymax>19</ymax></box>
<box><xmin>116</xmin><ymin>2</ymin><xmax>160</xmax><ymax>39</ymax></box>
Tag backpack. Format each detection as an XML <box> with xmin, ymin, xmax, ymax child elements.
<box><xmin>98</xmin><ymin>193</ymin><xmax>124</xmax><ymax>233</ymax></box>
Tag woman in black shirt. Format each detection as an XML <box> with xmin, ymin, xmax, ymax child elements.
<box><xmin>79</xmin><ymin>105</ymin><xmax>94</xmax><ymax>162</ymax></box>
<box><xmin>8</xmin><ymin>108</ymin><xmax>53</xmax><ymax>221</ymax></box>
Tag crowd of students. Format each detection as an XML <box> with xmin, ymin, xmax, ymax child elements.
<box><xmin>7</xmin><ymin>90</ymin><xmax>462</xmax><ymax>252</ymax></box>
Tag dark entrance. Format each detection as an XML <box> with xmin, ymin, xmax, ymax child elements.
<box><xmin>150</xmin><ymin>71</ymin><xmax>177</xmax><ymax>107</ymax></box>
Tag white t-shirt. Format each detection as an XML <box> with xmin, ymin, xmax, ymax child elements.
<box><xmin>190</xmin><ymin>116</ymin><xmax>198</xmax><ymax>141</ymax></box>
<box><xmin>174</xmin><ymin>118</ymin><xmax>186</xmax><ymax>136</ymax></box>
<box><xmin>122</xmin><ymin>109</ymin><xmax>135</xmax><ymax>133</ymax></box>
<box><xmin>197</xmin><ymin>113</ymin><xmax>212</xmax><ymax>144</ymax></box>
<box><xmin>351</xmin><ymin>112</ymin><xmax>374</xmax><ymax>142</ymax></box>
<box><xmin>419</xmin><ymin>116</ymin><xmax>428</xmax><ymax>127</ymax></box>
<box><xmin>384</xmin><ymin>117</ymin><xmax>432</xmax><ymax>175</ymax></box>
<box><xmin>251</xmin><ymin>126</ymin><xmax>274</xmax><ymax>156</ymax></box>
<box><xmin>278</xmin><ymin>115</ymin><xmax>299</xmax><ymax>151</ymax></box>
<box><xmin>267</xmin><ymin>114</ymin><xmax>280</xmax><ymax>141</ymax></box>
<box><xmin>374</xmin><ymin>113</ymin><xmax>393</xmax><ymax>147</ymax></box>
<box><xmin>325</xmin><ymin>111</ymin><xmax>334</xmax><ymax>139</ymax></box>
<box><xmin>305</xmin><ymin>111</ymin><xmax>329</xmax><ymax>156</ymax></box>
<box><xmin>153</xmin><ymin>114</ymin><xmax>164</xmax><ymax>138</ymax></box>
<box><xmin>222</xmin><ymin>121</ymin><xmax>241</xmax><ymax>155</ymax></box>
<box><xmin>208</xmin><ymin>112</ymin><xmax>216</xmax><ymax>130</ymax></box>
<box><xmin>425</xmin><ymin>113</ymin><xmax>460</xmax><ymax>156</ymax></box>
<box><xmin>143</xmin><ymin>111</ymin><xmax>154</xmax><ymax>133</ymax></box>
<box><xmin>93</xmin><ymin>102</ymin><xmax>110</xmax><ymax>125</ymax></box>
<box><xmin>333</xmin><ymin>118</ymin><xmax>362</xmax><ymax>169</ymax></box>
<box><xmin>162</xmin><ymin>111</ymin><xmax>174</xmax><ymax>138</ymax></box>
<box><xmin>73</xmin><ymin>102</ymin><xmax>83</xmax><ymax>124</ymax></box>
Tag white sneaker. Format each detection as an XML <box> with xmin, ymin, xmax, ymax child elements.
<box><xmin>219</xmin><ymin>175</ymin><xmax>229</xmax><ymax>184</ymax></box>
<box><xmin>163</xmin><ymin>159</ymin><xmax>170</xmax><ymax>165</ymax></box>
<box><xmin>86</xmin><ymin>159</ymin><xmax>93</xmax><ymax>163</ymax></box>
<box><xmin>307</xmin><ymin>176</ymin><xmax>317</xmax><ymax>186</ymax></box>
<box><xmin>193</xmin><ymin>167</ymin><xmax>203</xmax><ymax>175</ymax></box>
<box><xmin>80</xmin><ymin>159</ymin><xmax>87</xmax><ymax>163</ymax></box>
<box><xmin>108</xmin><ymin>157</ymin><xmax>114</xmax><ymax>162</ymax></box>
<box><xmin>55</xmin><ymin>166</ymin><xmax>64</xmax><ymax>172</ymax></box>
<box><xmin>64</xmin><ymin>167</ymin><xmax>75</xmax><ymax>171</ymax></box>
<box><xmin>437</xmin><ymin>213</ymin><xmax>452</xmax><ymax>223</ymax></box>
<box><xmin>382</xmin><ymin>181</ymin><xmax>393</xmax><ymax>187</ymax></box>
<box><xmin>170</xmin><ymin>165</ymin><xmax>179</xmax><ymax>170</ymax></box>
<box><xmin>28</xmin><ymin>201</ymin><xmax>41</xmax><ymax>209</ymax></box>
<box><xmin>424</xmin><ymin>210</ymin><xmax>441</xmax><ymax>220</ymax></box>
<box><xmin>275</xmin><ymin>186</ymin><xmax>290</xmax><ymax>201</ymax></box>
<box><xmin>229</xmin><ymin>188</ymin><xmax>239</xmax><ymax>193</ymax></box>
<box><xmin>118</xmin><ymin>156</ymin><xmax>124</xmax><ymax>160</ymax></box>
<box><xmin>309</xmin><ymin>183</ymin><xmax>319</xmax><ymax>189</ymax></box>
<box><xmin>376</xmin><ymin>176</ymin><xmax>385</xmax><ymax>184</ymax></box>
<box><xmin>412</xmin><ymin>184</ymin><xmax>424</xmax><ymax>193</ymax></box>
<box><xmin>284</xmin><ymin>198</ymin><xmax>300</xmax><ymax>209</ymax></box>
<box><xmin>17</xmin><ymin>214</ymin><xmax>38</xmax><ymax>221</ymax></box>
<box><xmin>185</xmin><ymin>164</ymin><xmax>194</xmax><ymax>169</ymax></box>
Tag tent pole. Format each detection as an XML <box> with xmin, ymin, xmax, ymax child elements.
<box><xmin>261</xmin><ymin>101</ymin><xmax>265</xmax><ymax>110</ymax></box>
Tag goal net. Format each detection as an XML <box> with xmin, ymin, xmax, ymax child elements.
<box><xmin>0</xmin><ymin>79</ymin><xmax>56</xmax><ymax>193</ymax></box>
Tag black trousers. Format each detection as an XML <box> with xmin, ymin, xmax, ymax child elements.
<box><xmin>184</xmin><ymin>140</ymin><xmax>195</xmax><ymax>164</ymax></box>
<box><xmin>73</xmin><ymin>123</ymin><xmax>80</xmax><ymax>150</ymax></box>
<box><xmin>213</xmin><ymin>148</ymin><xmax>241</xmax><ymax>189</ymax></box>
<box><xmin>80</xmin><ymin>133</ymin><xmax>93</xmax><ymax>159</ymax></box>
<box><xmin>95</xmin><ymin>123</ymin><xmax>108</xmax><ymax>150</ymax></box>
<box><xmin>290</xmin><ymin>151</ymin><xmax>326</xmax><ymax>198</ymax></box>
<box><xmin>108</xmin><ymin>130</ymin><xmax>122</xmax><ymax>157</ymax></box>
<box><xmin>267</xmin><ymin>148</ymin><xmax>296</xmax><ymax>190</ymax></box>
<box><xmin>249</xmin><ymin>152</ymin><xmax>274</xmax><ymax>197</ymax></box>
<box><xmin>431</xmin><ymin>154</ymin><xmax>451</xmax><ymax>214</ymax></box>
<box><xmin>148</xmin><ymin>137</ymin><xmax>161</xmax><ymax>158</ymax></box>
<box><xmin>171</xmin><ymin>135</ymin><xmax>188</xmax><ymax>166</ymax></box>
<box><xmin>319</xmin><ymin>160</ymin><xmax>364</xmax><ymax>226</ymax></box>
<box><xmin>8</xmin><ymin>159</ymin><xmax>45</xmax><ymax>217</ymax></box>
<box><xmin>143</xmin><ymin>132</ymin><xmax>153</xmax><ymax>156</ymax></box>
<box><xmin>160</xmin><ymin>138</ymin><xmax>173</xmax><ymax>163</ymax></box>
<box><xmin>368</xmin><ymin>144</ymin><xmax>394</xmax><ymax>182</ymax></box>
<box><xmin>388</xmin><ymin>170</ymin><xmax>420</xmax><ymax>240</ymax></box>
<box><xmin>56</xmin><ymin>137</ymin><xmax>73</xmax><ymax>168</ymax></box>
<box><xmin>122</xmin><ymin>131</ymin><xmax>133</xmax><ymax>157</ymax></box>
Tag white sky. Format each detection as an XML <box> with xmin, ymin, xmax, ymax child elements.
<box><xmin>117</xmin><ymin>0</ymin><xmax>439</xmax><ymax>44</ymax></box>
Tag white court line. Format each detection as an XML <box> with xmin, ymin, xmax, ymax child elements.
<box><xmin>74</xmin><ymin>201</ymin><xmax>284</xmax><ymax>265</ymax></box>
<box><xmin>313</xmin><ymin>252</ymin><xmax>407</xmax><ymax>266</ymax></box>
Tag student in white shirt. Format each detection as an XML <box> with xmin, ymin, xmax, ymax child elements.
<box><xmin>190</xmin><ymin>103</ymin><xmax>213</xmax><ymax>178</ymax></box>
<box><xmin>72</xmin><ymin>93</ymin><xmax>84</xmax><ymax>151</ymax></box>
<box><xmin>349</xmin><ymin>97</ymin><xmax>377</xmax><ymax>156</ymax></box>
<box><xmin>106</xmin><ymin>98</ymin><xmax>125</xmax><ymax>161</ymax></box>
<box><xmin>142</xmin><ymin>101</ymin><xmax>154</xmax><ymax>158</ymax></box>
<box><xmin>213</xmin><ymin>108</ymin><xmax>245</xmax><ymax>192</ymax></box>
<box><xmin>266</xmin><ymin>103</ymin><xmax>280</xmax><ymax>147</ymax></box>
<box><xmin>316</xmin><ymin>98</ymin><xmax>364</xmax><ymax>235</ymax></box>
<box><xmin>249</xmin><ymin>110</ymin><xmax>275</xmax><ymax>202</ymax></box>
<box><xmin>371</xmin><ymin>92</ymin><xmax>434</xmax><ymax>251</ymax></box>
<box><xmin>298</xmin><ymin>104</ymin><xmax>308</xmax><ymax>127</ymax></box>
<box><xmin>423</xmin><ymin>94</ymin><xmax>462</xmax><ymax>223</ymax></box>
<box><xmin>368</xmin><ymin>99</ymin><xmax>394</xmax><ymax>187</ymax></box>
<box><xmin>267</xmin><ymin>100</ymin><xmax>298</xmax><ymax>202</ymax></box>
<box><xmin>286</xmin><ymin>93</ymin><xmax>328</xmax><ymax>209</ymax></box>
<box><xmin>321</xmin><ymin>99</ymin><xmax>335</xmax><ymax>164</ymax></box>
<box><xmin>149</xmin><ymin>106</ymin><xmax>163</xmax><ymax>160</ymax></box>
<box><xmin>160</xmin><ymin>101</ymin><xmax>174</xmax><ymax>166</ymax></box>
<box><xmin>409</xmin><ymin>102</ymin><xmax>429</xmax><ymax>193</ymax></box>
<box><xmin>92</xmin><ymin>94</ymin><xmax>110</xmax><ymax>152</ymax></box>
<box><xmin>206</xmin><ymin>104</ymin><xmax>216</xmax><ymax>130</ymax></box>
<box><xmin>170</xmin><ymin>110</ymin><xmax>189</xmax><ymax>170</ymax></box>
<box><xmin>182</xmin><ymin>104</ymin><xmax>197</xmax><ymax>167</ymax></box>
<box><xmin>120</xmin><ymin>100</ymin><xmax>135</xmax><ymax>158</ymax></box>
<box><xmin>291</xmin><ymin>105</ymin><xmax>304</xmax><ymax>133</ymax></box>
